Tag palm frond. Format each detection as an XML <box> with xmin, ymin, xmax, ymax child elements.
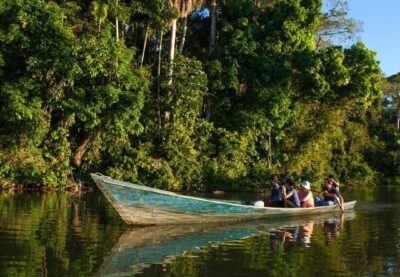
<box><xmin>91</xmin><ymin>0</ymin><xmax>108</xmax><ymax>25</ymax></box>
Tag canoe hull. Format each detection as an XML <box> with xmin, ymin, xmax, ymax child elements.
<box><xmin>91</xmin><ymin>173</ymin><xmax>356</xmax><ymax>226</ymax></box>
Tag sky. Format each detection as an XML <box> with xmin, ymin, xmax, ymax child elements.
<box><xmin>346</xmin><ymin>0</ymin><xmax>400</xmax><ymax>77</ymax></box>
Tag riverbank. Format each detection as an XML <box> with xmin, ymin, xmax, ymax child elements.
<box><xmin>0</xmin><ymin>182</ymin><xmax>94</xmax><ymax>193</ymax></box>
<box><xmin>0</xmin><ymin>176</ymin><xmax>358</xmax><ymax>194</ymax></box>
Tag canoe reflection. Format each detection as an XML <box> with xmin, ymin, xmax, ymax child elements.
<box><xmin>99</xmin><ymin>212</ymin><xmax>355</xmax><ymax>276</ymax></box>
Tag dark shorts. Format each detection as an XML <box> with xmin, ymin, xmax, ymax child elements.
<box><xmin>314</xmin><ymin>196</ymin><xmax>335</xmax><ymax>206</ymax></box>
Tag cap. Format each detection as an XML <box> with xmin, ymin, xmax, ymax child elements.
<box><xmin>301</xmin><ymin>181</ymin><xmax>311</xmax><ymax>190</ymax></box>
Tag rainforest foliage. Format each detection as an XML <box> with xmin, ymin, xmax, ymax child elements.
<box><xmin>0</xmin><ymin>0</ymin><xmax>398</xmax><ymax>190</ymax></box>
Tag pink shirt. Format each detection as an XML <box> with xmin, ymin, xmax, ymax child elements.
<box><xmin>298</xmin><ymin>190</ymin><xmax>315</xmax><ymax>208</ymax></box>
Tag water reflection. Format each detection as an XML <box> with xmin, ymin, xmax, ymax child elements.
<box><xmin>269</xmin><ymin>221</ymin><xmax>314</xmax><ymax>251</ymax></box>
<box><xmin>323</xmin><ymin>214</ymin><xmax>344</xmax><ymax>245</ymax></box>
<box><xmin>267</xmin><ymin>213</ymin><xmax>345</xmax><ymax>253</ymax></box>
<box><xmin>300</xmin><ymin>222</ymin><xmax>314</xmax><ymax>246</ymax></box>
<box><xmin>0</xmin><ymin>191</ymin><xmax>126</xmax><ymax>276</ymax></box>
<box><xmin>99</xmin><ymin>213</ymin><xmax>355</xmax><ymax>276</ymax></box>
<box><xmin>2</xmin><ymin>188</ymin><xmax>400</xmax><ymax>276</ymax></box>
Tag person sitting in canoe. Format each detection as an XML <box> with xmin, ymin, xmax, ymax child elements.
<box><xmin>280</xmin><ymin>178</ymin><xmax>301</xmax><ymax>208</ymax></box>
<box><xmin>265</xmin><ymin>175</ymin><xmax>282</xmax><ymax>207</ymax></box>
<box><xmin>328</xmin><ymin>174</ymin><xmax>341</xmax><ymax>191</ymax></box>
<box><xmin>328</xmin><ymin>174</ymin><xmax>344</xmax><ymax>205</ymax></box>
<box><xmin>297</xmin><ymin>181</ymin><xmax>314</xmax><ymax>208</ymax></box>
<box><xmin>316</xmin><ymin>178</ymin><xmax>344</xmax><ymax>207</ymax></box>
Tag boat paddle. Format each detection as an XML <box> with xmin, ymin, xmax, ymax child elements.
<box><xmin>335</xmin><ymin>196</ymin><xmax>345</xmax><ymax>213</ymax></box>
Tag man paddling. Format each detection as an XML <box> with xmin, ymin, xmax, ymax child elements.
<box><xmin>317</xmin><ymin>178</ymin><xmax>344</xmax><ymax>211</ymax></box>
<box><xmin>328</xmin><ymin>174</ymin><xmax>344</xmax><ymax>207</ymax></box>
<box><xmin>328</xmin><ymin>174</ymin><xmax>340</xmax><ymax>191</ymax></box>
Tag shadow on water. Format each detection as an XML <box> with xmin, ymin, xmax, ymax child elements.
<box><xmin>98</xmin><ymin>212</ymin><xmax>355</xmax><ymax>276</ymax></box>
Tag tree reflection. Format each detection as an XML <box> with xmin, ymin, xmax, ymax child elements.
<box><xmin>0</xmin><ymin>192</ymin><xmax>126</xmax><ymax>276</ymax></box>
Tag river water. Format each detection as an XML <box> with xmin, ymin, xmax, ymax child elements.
<box><xmin>0</xmin><ymin>187</ymin><xmax>400</xmax><ymax>276</ymax></box>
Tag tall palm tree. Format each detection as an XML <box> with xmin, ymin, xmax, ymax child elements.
<box><xmin>91</xmin><ymin>0</ymin><xmax>109</xmax><ymax>33</ymax></box>
<box><xmin>179</xmin><ymin>16</ymin><xmax>188</xmax><ymax>54</ymax></box>
<box><xmin>140</xmin><ymin>25</ymin><xmax>150</xmax><ymax>66</ymax></box>
<box><xmin>109</xmin><ymin>0</ymin><xmax>130</xmax><ymax>41</ymax></box>
<box><xmin>131</xmin><ymin>0</ymin><xmax>168</xmax><ymax>66</ymax></box>
<box><xmin>112</xmin><ymin>0</ymin><xmax>120</xmax><ymax>41</ymax></box>
<box><xmin>168</xmin><ymin>0</ymin><xmax>201</xmax><ymax>84</ymax></box>
<box><xmin>387</xmin><ymin>82</ymin><xmax>400</xmax><ymax>130</ymax></box>
<box><xmin>205</xmin><ymin>0</ymin><xmax>217</xmax><ymax>52</ymax></box>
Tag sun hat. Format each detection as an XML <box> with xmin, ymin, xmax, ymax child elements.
<box><xmin>300</xmin><ymin>180</ymin><xmax>311</xmax><ymax>190</ymax></box>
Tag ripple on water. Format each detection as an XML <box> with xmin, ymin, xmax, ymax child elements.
<box><xmin>356</xmin><ymin>202</ymin><xmax>400</xmax><ymax>211</ymax></box>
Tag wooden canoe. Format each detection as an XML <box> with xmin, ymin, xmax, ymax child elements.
<box><xmin>91</xmin><ymin>173</ymin><xmax>357</xmax><ymax>226</ymax></box>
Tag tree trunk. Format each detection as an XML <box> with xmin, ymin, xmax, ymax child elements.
<box><xmin>116</xmin><ymin>17</ymin><xmax>119</xmax><ymax>41</ymax></box>
<box><xmin>157</xmin><ymin>31</ymin><xmax>163</xmax><ymax>130</ymax></box>
<box><xmin>74</xmin><ymin>136</ymin><xmax>92</xmax><ymax>167</ymax></box>
<box><xmin>209</xmin><ymin>0</ymin><xmax>217</xmax><ymax>52</ymax></box>
<box><xmin>204</xmin><ymin>0</ymin><xmax>218</xmax><ymax>120</ymax></box>
<box><xmin>205</xmin><ymin>97</ymin><xmax>212</xmax><ymax>120</ymax></box>
<box><xmin>397</xmin><ymin>93</ymin><xmax>400</xmax><ymax>130</ymax></box>
<box><xmin>268</xmin><ymin>127</ymin><xmax>272</xmax><ymax>169</ymax></box>
<box><xmin>141</xmin><ymin>25</ymin><xmax>149</xmax><ymax>66</ymax></box>
<box><xmin>168</xmin><ymin>18</ymin><xmax>177</xmax><ymax>85</ymax></box>
<box><xmin>397</xmin><ymin>111</ymin><xmax>400</xmax><ymax>130</ymax></box>
<box><xmin>179</xmin><ymin>16</ymin><xmax>188</xmax><ymax>54</ymax></box>
<box><xmin>316</xmin><ymin>36</ymin><xmax>322</xmax><ymax>50</ymax></box>
<box><xmin>115</xmin><ymin>0</ymin><xmax>119</xmax><ymax>41</ymax></box>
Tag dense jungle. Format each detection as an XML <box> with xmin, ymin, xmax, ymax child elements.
<box><xmin>0</xmin><ymin>0</ymin><xmax>399</xmax><ymax>191</ymax></box>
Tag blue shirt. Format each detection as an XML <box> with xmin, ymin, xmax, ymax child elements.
<box><xmin>287</xmin><ymin>187</ymin><xmax>301</xmax><ymax>207</ymax></box>
<box><xmin>271</xmin><ymin>184</ymin><xmax>281</xmax><ymax>202</ymax></box>
<box><xmin>323</xmin><ymin>187</ymin><xmax>340</xmax><ymax>202</ymax></box>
